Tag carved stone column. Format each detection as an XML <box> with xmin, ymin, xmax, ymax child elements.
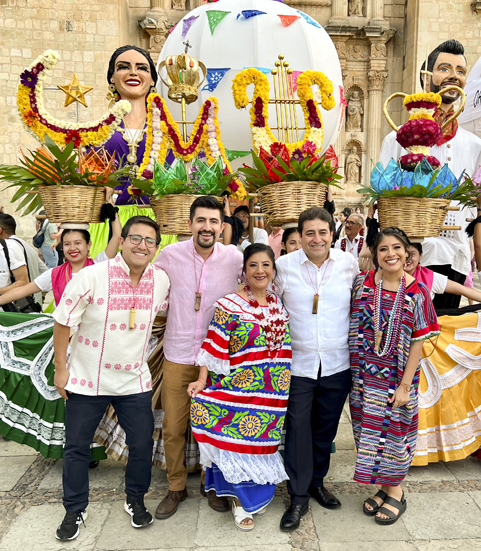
<box><xmin>366</xmin><ymin>69</ymin><xmax>388</xmax><ymax>165</ymax></box>
<box><xmin>140</xmin><ymin>6</ymin><xmax>174</xmax><ymax>65</ymax></box>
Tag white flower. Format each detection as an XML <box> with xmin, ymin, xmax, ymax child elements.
<box><xmin>153</xmin><ymin>130</ymin><xmax>162</xmax><ymax>137</ymax></box>
<box><xmin>212</xmin><ymin>151</ymin><xmax>220</xmax><ymax>158</ymax></box>
<box><xmin>207</xmin><ymin>138</ymin><xmax>217</xmax><ymax>146</ymax></box>
<box><xmin>153</xmin><ymin>136</ymin><xmax>161</xmax><ymax>145</ymax></box>
<box><xmin>207</xmin><ymin>124</ymin><xmax>216</xmax><ymax>132</ymax></box>
<box><xmin>152</xmin><ymin>108</ymin><xmax>160</xmax><ymax>117</ymax></box>
<box><xmin>153</xmin><ymin>122</ymin><xmax>161</xmax><ymax>130</ymax></box>
<box><xmin>152</xmin><ymin>143</ymin><xmax>160</xmax><ymax>151</ymax></box>
<box><xmin>409</xmin><ymin>107</ymin><xmax>435</xmax><ymax>117</ymax></box>
<box><xmin>147</xmin><ymin>163</ymin><xmax>155</xmax><ymax>171</ymax></box>
<box><xmin>206</xmin><ymin>117</ymin><xmax>214</xmax><ymax>125</ymax></box>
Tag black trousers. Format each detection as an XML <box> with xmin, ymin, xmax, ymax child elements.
<box><xmin>426</xmin><ymin>264</ymin><xmax>466</xmax><ymax>310</ymax></box>
<box><xmin>284</xmin><ymin>366</ymin><xmax>351</xmax><ymax>506</ymax></box>
<box><xmin>63</xmin><ymin>391</ymin><xmax>154</xmax><ymax>513</ymax></box>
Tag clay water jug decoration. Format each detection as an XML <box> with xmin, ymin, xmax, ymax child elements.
<box><xmin>383</xmin><ymin>87</ymin><xmax>466</xmax><ymax>171</ymax></box>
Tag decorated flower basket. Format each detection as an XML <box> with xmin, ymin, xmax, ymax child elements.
<box><xmin>257</xmin><ymin>181</ymin><xmax>327</xmax><ymax>228</ymax></box>
<box><xmin>150</xmin><ymin>194</ymin><xmax>220</xmax><ymax>235</ymax></box>
<box><xmin>39</xmin><ymin>185</ymin><xmax>107</xmax><ymax>224</ymax></box>
<box><xmin>377</xmin><ymin>197</ymin><xmax>450</xmax><ymax>240</ymax></box>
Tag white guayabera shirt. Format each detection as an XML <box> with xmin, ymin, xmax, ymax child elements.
<box><xmin>275</xmin><ymin>248</ymin><xmax>359</xmax><ymax>380</ymax></box>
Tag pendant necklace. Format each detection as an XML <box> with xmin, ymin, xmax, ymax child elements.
<box><xmin>119</xmin><ymin>118</ymin><xmax>146</xmax><ymax>166</ymax></box>
<box><xmin>305</xmin><ymin>259</ymin><xmax>331</xmax><ymax>314</ymax></box>
<box><xmin>373</xmin><ymin>274</ymin><xmax>406</xmax><ymax>356</ymax></box>
<box><xmin>193</xmin><ymin>243</ymin><xmax>212</xmax><ymax>312</ymax></box>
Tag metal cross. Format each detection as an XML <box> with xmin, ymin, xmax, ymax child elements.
<box><xmin>183</xmin><ymin>40</ymin><xmax>192</xmax><ymax>54</ymax></box>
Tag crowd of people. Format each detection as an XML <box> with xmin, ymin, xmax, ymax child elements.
<box><xmin>0</xmin><ymin>37</ymin><xmax>480</xmax><ymax>543</ymax></box>
<box><xmin>0</xmin><ymin>196</ymin><xmax>449</xmax><ymax>539</ymax></box>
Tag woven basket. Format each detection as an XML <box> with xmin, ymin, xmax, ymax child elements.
<box><xmin>377</xmin><ymin>197</ymin><xmax>450</xmax><ymax>239</ymax></box>
<box><xmin>257</xmin><ymin>181</ymin><xmax>327</xmax><ymax>227</ymax></box>
<box><xmin>39</xmin><ymin>185</ymin><xmax>106</xmax><ymax>224</ymax></box>
<box><xmin>151</xmin><ymin>194</ymin><xmax>222</xmax><ymax>235</ymax></box>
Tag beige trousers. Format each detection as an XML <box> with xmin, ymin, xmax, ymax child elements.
<box><xmin>161</xmin><ymin>359</ymin><xmax>200</xmax><ymax>491</ymax></box>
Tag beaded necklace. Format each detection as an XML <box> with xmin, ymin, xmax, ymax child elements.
<box><xmin>373</xmin><ymin>274</ymin><xmax>406</xmax><ymax>356</ymax></box>
<box><xmin>246</xmin><ymin>285</ymin><xmax>286</xmax><ymax>357</ymax></box>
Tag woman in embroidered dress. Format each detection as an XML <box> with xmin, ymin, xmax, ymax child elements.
<box><xmin>349</xmin><ymin>227</ymin><xmax>440</xmax><ymax>525</ymax></box>
<box><xmin>188</xmin><ymin>244</ymin><xmax>291</xmax><ymax>531</ymax></box>
<box><xmin>0</xmin><ymin>201</ymin><xmax>121</xmax><ymax>459</ymax></box>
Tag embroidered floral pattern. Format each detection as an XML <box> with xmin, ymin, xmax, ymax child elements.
<box><xmin>92</xmin><ymin>340</ymin><xmax>98</xmax><ymax>348</ymax></box>
<box><xmin>97</xmin><ymin>298</ymin><xmax>104</xmax><ymax>305</ymax></box>
<box><xmin>239</xmin><ymin>415</ymin><xmax>261</xmax><ymax>437</ymax></box>
<box><xmin>278</xmin><ymin>369</ymin><xmax>291</xmax><ymax>391</ymax></box>
<box><xmin>191</xmin><ymin>403</ymin><xmax>210</xmax><ymax>425</ymax></box>
<box><xmin>232</xmin><ymin>368</ymin><xmax>255</xmax><ymax>388</ymax></box>
<box><xmin>80</xmin><ymin>379</ymin><xmax>86</xmax><ymax>386</ymax></box>
<box><xmin>71</xmin><ymin>378</ymin><xmax>77</xmax><ymax>385</ymax></box>
<box><xmin>125</xmin><ymin>364</ymin><xmax>132</xmax><ymax>371</ymax></box>
<box><xmin>78</xmin><ymin>336</ymin><xmax>84</xmax><ymax>343</ymax></box>
<box><xmin>120</xmin><ymin>324</ymin><xmax>127</xmax><ymax>331</ymax></box>
<box><xmin>65</xmin><ymin>299</ymin><xmax>73</xmax><ymax>306</ymax></box>
<box><xmin>140</xmin><ymin>324</ymin><xmax>146</xmax><ymax>331</ymax></box>
<box><xmin>85</xmin><ymin>338</ymin><xmax>90</xmax><ymax>346</ymax></box>
<box><xmin>105</xmin><ymin>363</ymin><xmax>111</xmax><ymax>369</ymax></box>
<box><xmin>110</xmin><ymin>324</ymin><xmax>117</xmax><ymax>331</ymax></box>
<box><xmin>114</xmin><ymin>364</ymin><xmax>121</xmax><ymax>370</ymax></box>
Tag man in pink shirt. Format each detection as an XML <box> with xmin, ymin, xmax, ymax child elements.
<box><xmin>154</xmin><ymin>196</ymin><xmax>243</xmax><ymax>519</ymax></box>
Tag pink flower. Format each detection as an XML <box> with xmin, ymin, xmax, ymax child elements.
<box><xmin>120</xmin><ymin>323</ymin><xmax>127</xmax><ymax>331</ymax></box>
<box><xmin>110</xmin><ymin>324</ymin><xmax>117</xmax><ymax>331</ymax></box>
<box><xmin>97</xmin><ymin>298</ymin><xmax>104</xmax><ymax>305</ymax></box>
<box><xmin>78</xmin><ymin>336</ymin><xmax>84</xmax><ymax>343</ymax></box>
<box><xmin>125</xmin><ymin>364</ymin><xmax>132</xmax><ymax>371</ymax></box>
<box><xmin>80</xmin><ymin>379</ymin><xmax>86</xmax><ymax>386</ymax></box>
<box><xmin>114</xmin><ymin>364</ymin><xmax>122</xmax><ymax>370</ymax></box>
<box><xmin>146</xmin><ymin>381</ymin><xmax>151</xmax><ymax>389</ymax></box>
<box><xmin>65</xmin><ymin>298</ymin><xmax>73</xmax><ymax>306</ymax></box>
<box><xmin>88</xmin><ymin>381</ymin><xmax>93</xmax><ymax>388</ymax></box>
<box><xmin>134</xmin><ymin>362</ymin><xmax>140</xmax><ymax>369</ymax></box>
<box><xmin>105</xmin><ymin>363</ymin><xmax>111</xmax><ymax>369</ymax></box>
<box><xmin>85</xmin><ymin>339</ymin><xmax>90</xmax><ymax>346</ymax></box>
<box><xmin>140</xmin><ymin>323</ymin><xmax>146</xmax><ymax>330</ymax></box>
<box><xmin>71</xmin><ymin>378</ymin><xmax>77</xmax><ymax>385</ymax></box>
<box><xmin>92</xmin><ymin>340</ymin><xmax>98</xmax><ymax>348</ymax></box>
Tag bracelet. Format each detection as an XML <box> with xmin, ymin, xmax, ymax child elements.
<box><xmin>399</xmin><ymin>381</ymin><xmax>411</xmax><ymax>392</ymax></box>
<box><xmin>196</xmin><ymin>379</ymin><xmax>206</xmax><ymax>387</ymax></box>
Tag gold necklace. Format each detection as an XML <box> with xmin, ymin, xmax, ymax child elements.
<box><xmin>118</xmin><ymin>119</ymin><xmax>146</xmax><ymax>166</ymax></box>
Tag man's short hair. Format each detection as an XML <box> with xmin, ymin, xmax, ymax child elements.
<box><xmin>349</xmin><ymin>214</ymin><xmax>364</xmax><ymax>226</ymax></box>
<box><xmin>121</xmin><ymin>215</ymin><xmax>161</xmax><ymax>245</ymax></box>
<box><xmin>298</xmin><ymin>207</ymin><xmax>335</xmax><ymax>235</ymax></box>
<box><xmin>0</xmin><ymin>213</ymin><xmax>16</xmax><ymax>235</ymax></box>
<box><xmin>419</xmin><ymin>39</ymin><xmax>466</xmax><ymax>88</ymax></box>
<box><xmin>189</xmin><ymin>196</ymin><xmax>224</xmax><ymax>222</ymax></box>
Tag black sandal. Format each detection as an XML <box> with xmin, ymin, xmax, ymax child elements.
<box><xmin>363</xmin><ymin>490</ymin><xmax>387</xmax><ymax>516</ymax></box>
<box><xmin>374</xmin><ymin>492</ymin><xmax>407</xmax><ymax>525</ymax></box>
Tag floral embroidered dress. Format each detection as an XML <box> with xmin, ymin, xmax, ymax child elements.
<box><xmin>349</xmin><ymin>271</ymin><xmax>440</xmax><ymax>486</ymax></box>
<box><xmin>191</xmin><ymin>293</ymin><xmax>292</xmax><ymax>513</ymax></box>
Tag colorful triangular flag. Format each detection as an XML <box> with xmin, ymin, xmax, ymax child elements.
<box><xmin>224</xmin><ymin>149</ymin><xmax>251</xmax><ymax>162</ymax></box>
<box><xmin>243</xmin><ymin>66</ymin><xmax>271</xmax><ymax>74</ymax></box>
<box><xmin>236</xmin><ymin>10</ymin><xmax>267</xmax><ymax>20</ymax></box>
<box><xmin>182</xmin><ymin>15</ymin><xmax>199</xmax><ymax>38</ymax></box>
<box><xmin>290</xmin><ymin>70</ymin><xmax>303</xmax><ymax>93</ymax></box>
<box><xmin>201</xmin><ymin>68</ymin><xmax>230</xmax><ymax>92</ymax></box>
<box><xmin>297</xmin><ymin>10</ymin><xmax>321</xmax><ymax>28</ymax></box>
<box><xmin>278</xmin><ymin>14</ymin><xmax>300</xmax><ymax>27</ymax></box>
<box><xmin>206</xmin><ymin>10</ymin><xmax>230</xmax><ymax>35</ymax></box>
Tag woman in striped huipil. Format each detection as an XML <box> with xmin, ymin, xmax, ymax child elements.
<box><xmin>349</xmin><ymin>227</ymin><xmax>440</xmax><ymax>525</ymax></box>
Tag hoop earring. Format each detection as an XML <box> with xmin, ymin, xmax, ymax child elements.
<box><xmin>106</xmin><ymin>83</ymin><xmax>119</xmax><ymax>107</ymax></box>
<box><xmin>150</xmin><ymin>85</ymin><xmax>157</xmax><ymax>95</ymax></box>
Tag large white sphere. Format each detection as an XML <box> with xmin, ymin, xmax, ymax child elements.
<box><xmin>157</xmin><ymin>0</ymin><xmax>343</xmax><ymax>160</ymax></box>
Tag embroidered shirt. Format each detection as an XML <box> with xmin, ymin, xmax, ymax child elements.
<box><xmin>154</xmin><ymin>238</ymin><xmax>243</xmax><ymax>365</ymax></box>
<box><xmin>275</xmin><ymin>248</ymin><xmax>359</xmax><ymax>380</ymax></box>
<box><xmin>380</xmin><ymin>127</ymin><xmax>481</xmax><ymax>275</ymax></box>
<box><xmin>335</xmin><ymin>235</ymin><xmax>364</xmax><ymax>258</ymax></box>
<box><xmin>53</xmin><ymin>253</ymin><xmax>170</xmax><ymax>396</ymax></box>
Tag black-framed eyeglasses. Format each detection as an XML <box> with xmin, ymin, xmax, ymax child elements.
<box><xmin>345</xmin><ymin>221</ymin><xmax>360</xmax><ymax>226</ymax></box>
<box><xmin>127</xmin><ymin>234</ymin><xmax>157</xmax><ymax>248</ymax></box>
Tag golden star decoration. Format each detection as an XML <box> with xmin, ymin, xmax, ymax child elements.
<box><xmin>58</xmin><ymin>74</ymin><xmax>93</xmax><ymax>107</ymax></box>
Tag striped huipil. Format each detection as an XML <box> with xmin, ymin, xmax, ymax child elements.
<box><xmin>349</xmin><ymin>271</ymin><xmax>440</xmax><ymax>486</ymax></box>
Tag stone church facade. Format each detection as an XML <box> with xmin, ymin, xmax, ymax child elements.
<box><xmin>0</xmin><ymin>0</ymin><xmax>480</xmax><ymax>233</ymax></box>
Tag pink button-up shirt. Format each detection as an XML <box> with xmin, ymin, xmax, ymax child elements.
<box><xmin>155</xmin><ymin>238</ymin><xmax>243</xmax><ymax>365</ymax></box>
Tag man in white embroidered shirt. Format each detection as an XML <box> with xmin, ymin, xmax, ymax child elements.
<box><xmin>334</xmin><ymin>213</ymin><xmax>364</xmax><ymax>259</ymax></box>
<box><xmin>53</xmin><ymin>216</ymin><xmax>170</xmax><ymax>541</ymax></box>
<box><xmin>275</xmin><ymin>207</ymin><xmax>358</xmax><ymax>532</ymax></box>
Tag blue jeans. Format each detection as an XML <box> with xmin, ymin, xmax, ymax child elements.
<box><xmin>63</xmin><ymin>391</ymin><xmax>154</xmax><ymax>512</ymax></box>
<box><xmin>41</xmin><ymin>244</ymin><xmax>58</xmax><ymax>268</ymax></box>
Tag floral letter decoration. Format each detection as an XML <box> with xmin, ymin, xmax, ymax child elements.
<box><xmin>138</xmin><ymin>94</ymin><xmax>246</xmax><ymax>200</ymax></box>
<box><xmin>232</xmin><ymin>68</ymin><xmax>335</xmax><ymax>154</ymax></box>
<box><xmin>17</xmin><ymin>50</ymin><xmax>130</xmax><ymax>148</ymax></box>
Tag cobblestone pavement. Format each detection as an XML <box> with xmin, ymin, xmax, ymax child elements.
<box><xmin>1</xmin><ymin>403</ymin><xmax>480</xmax><ymax>551</ymax></box>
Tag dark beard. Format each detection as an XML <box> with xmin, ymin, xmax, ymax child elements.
<box><xmin>430</xmin><ymin>77</ymin><xmax>461</xmax><ymax>105</ymax></box>
<box><xmin>196</xmin><ymin>233</ymin><xmax>215</xmax><ymax>249</ymax></box>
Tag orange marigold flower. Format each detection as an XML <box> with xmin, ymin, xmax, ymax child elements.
<box><xmin>23</xmin><ymin>109</ymin><xmax>38</xmax><ymax>127</ymax></box>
